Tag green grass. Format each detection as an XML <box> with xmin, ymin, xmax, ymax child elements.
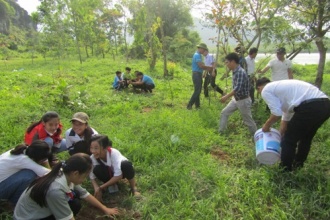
<box><xmin>0</xmin><ymin>57</ymin><xmax>330</xmax><ymax>219</ymax></box>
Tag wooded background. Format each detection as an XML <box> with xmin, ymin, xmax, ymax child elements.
<box><xmin>0</xmin><ymin>0</ymin><xmax>329</xmax><ymax>87</ymax></box>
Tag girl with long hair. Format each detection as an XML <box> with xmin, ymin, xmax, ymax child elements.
<box><xmin>14</xmin><ymin>153</ymin><xmax>118</xmax><ymax>220</ymax></box>
<box><xmin>0</xmin><ymin>140</ymin><xmax>50</xmax><ymax>204</ymax></box>
<box><xmin>24</xmin><ymin>111</ymin><xmax>66</xmax><ymax>153</ymax></box>
<box><xmin>89</xmin><ymin>135</ymin><xmax>140</xmax><ymax>201</ymax></box>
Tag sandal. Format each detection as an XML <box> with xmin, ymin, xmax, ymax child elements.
<box><xmin>130</xmin><ymin>188</ymin><xmax>141</xmax><ymax>198</ymax></box>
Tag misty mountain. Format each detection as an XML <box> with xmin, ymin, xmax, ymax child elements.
<box><xmin>191</xmin><ymin>17</ymin><xmax>237</xmax><ymax>51</ymax></box>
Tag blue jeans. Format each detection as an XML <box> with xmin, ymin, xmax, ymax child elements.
<box><xmin>0</xmin><ymin>169</ymin><xmax>37</xmax><ymax>204</ymax></box>
<box><xmin>188</xmin><ymin>72</ymin><xmax>203</xmax><ymax>108</ymax></box>
<box><xmin>44</xmin><ymin>137</ymin><xmax>67</xmax><ymax>153</ymax></box>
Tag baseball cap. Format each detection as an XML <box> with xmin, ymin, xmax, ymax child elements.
<box><xmin>71</xmin><ymin>112</ymin><xmax>89</xmax><ymax>123</ymax></box>
<box><xmin>276</xmin><ymin>47</ymin><xmax>286</xmax><ymax>54</ymax></box>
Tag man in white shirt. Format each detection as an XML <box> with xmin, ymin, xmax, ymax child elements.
<box><xmin>202</xmin><ymin>49</ymin><xmax>224</xmax><ymax>98</ymax></box>
<box><xmin>256</xmin><ymin>77</ymin><xmax>330</xmax><ymax>171</ymax></box>
<box><xmin>245</xmin><ymin>47</ymin><xmax>258</xmax><ymax>103</ymax></box>
<box><xmin>258</xmin><ymin>47</ymin><xmax>293</xmax><ymax>81</ymax></box>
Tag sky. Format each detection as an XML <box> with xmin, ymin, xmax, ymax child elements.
<box><xmin>17</xmin><ymin>0</ymin><xmax>204</xmax><ymax>17</ymax></box>
<box><xmin>17</xmin><ymin>0</ymin><xmax>40</xmax><ymax>15</ymax></box>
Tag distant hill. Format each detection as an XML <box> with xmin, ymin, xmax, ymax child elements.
<box><xmin>191</xmin><ymin>17</ymin><xmax>237</xmax><ymax>52</ymax></box>
<box><xmin>0</xmin><ymin>0</ymin><xmax>35</xmax><ymax>35</ymax></box>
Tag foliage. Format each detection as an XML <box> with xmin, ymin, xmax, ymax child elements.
<box><xmin>1</xmin><ymin>57</ymin><xmax>330</xmax><ymax>219</ymax></box>
<box><xmin>284</xmin><ymin>0</ymin><xmax>330</xmax><ymax>88</ymax></box>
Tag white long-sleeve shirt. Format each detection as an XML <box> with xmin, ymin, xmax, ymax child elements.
<box><xmin>0</xmin><ymin>150</ymin><xmax>49</xmax><ymax>183</ymax></box>
<box><xmin>261</xmin><ymin>79</ymin><xmax>328</xmax><ymax>121</ymax></box>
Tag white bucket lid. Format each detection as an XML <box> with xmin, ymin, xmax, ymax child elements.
<box><xmin>257</xmin><ymin>151</ymin><xmax>280</xmax><ymax>165</ymax></box>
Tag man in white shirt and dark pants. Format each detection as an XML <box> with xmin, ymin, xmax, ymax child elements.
<box><xmin>258</xmin><ymin>47</ymin><xmax>293</xmax><ymax>81</ymax></box>
<box><xmin>245</xmin><ymin>47</ymin><xmax>258</xmax><ymax>103</ymax></box>
<box><xmin>256</xmin><ymin>77</ymin><xmax>330</xmax><ymax>171</ymax></box>
<box><xmin>202</xmin><ymin>48</ymin><xmax>224</xmax><ymax>98</ymax></box>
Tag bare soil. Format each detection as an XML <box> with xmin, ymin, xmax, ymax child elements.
<box><xmin>210</xmin><ymin>147</ymin><xmax>230</xmax><ymax>161</ymax></box>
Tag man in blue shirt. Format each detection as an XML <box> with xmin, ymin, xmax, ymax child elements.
<box><xmin>219</xmin><ymin>53</ymin><xmax>257</xmax><ymax>136</ymax></box>
<box><xmin>130</xmin><ymin>71</ymin><xmax>155</xmax><ymax>93</ymax></box>
<box><xmin>187</xmin><ymin>43</ymin><xmax>213</xmax><ymax>109</ymax></box>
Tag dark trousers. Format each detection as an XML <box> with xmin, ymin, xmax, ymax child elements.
<box><xmin>280</xmin><ymin>99</ymin><xmax>330</xmax><ymax>171</ymax></box>
<box><xmin>40</xmin><ymin>190</ymin><xmax>81</xmax><ymax>220</ymax></box>
<box><xmin>93</xmin><ymin>160</ymin><xmax>135</xmax><ymax>183</ymax></box>
<box><xmin>188</xmin><ymin>72</ymin><xmax>203</xmax><ymax>108</ymax></box>
<box><xmin>249</xmin><ymin>76</ymin><xmax>255</xmax><ymax>103</ymax></box>
<box><xmin>203</xmin><ymin>71</ymin><xmax>224</xmax><ymax>97</ymax></box>
<box><xmin>133</xmin><ymin>83</ymin><xmax>155</xmax><ymax>93</ymax></box>
<box><xmin>114</xmin><ymin>83</ymin><xmax>125</xmax><ymax>91</ymax></box>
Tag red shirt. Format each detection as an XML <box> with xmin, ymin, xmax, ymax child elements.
<box><xmin>24</xmin><ymin>123</ymin><xmax>63</xmax><ymax>145</ymax></box>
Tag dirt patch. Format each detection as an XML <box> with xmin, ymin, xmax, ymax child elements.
<box><xmin>76</xmin><ymin>182</ymin><xmax>142</xmax><ymax>220</ymax></box>
<box><xmin>141</xmin><ymin>107</ymin><xmax>152</xmax><ymax>113</ymax></box>
<box><xmin>210</xmin><ymin>147</ymin><xmax>230</xmax><ymax>161</ymax></box>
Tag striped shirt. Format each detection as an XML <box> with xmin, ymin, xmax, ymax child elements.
<box><xmin>232</xmin><ymin>65</ymin><xmax>250</xmax><ymax>100</ymax></box>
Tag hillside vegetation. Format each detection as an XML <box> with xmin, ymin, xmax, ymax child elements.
<box><xmin>0</xmin><ymin>58</ymin><xmax>330</xmax><ymax>219</ymax></box>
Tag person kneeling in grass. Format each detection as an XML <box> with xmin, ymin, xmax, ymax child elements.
<box><xmin>112</xmin><ymin>71</ymin><xmax>125</xmax><ymax>91</ymax></box>
<box><xmin>129</xmin><ymin>71</ymin><xmax>155</xmax><ymax>93</ymax></box>
<box><xmin>14</xmin><ymin>153</ymin><xmax>118</xmax><ymax>220</ymax></box>
<box><xmin>89</xmin><ymin>135</ymin><xmax>141</xmax><ymax>200</ymax></box>
<box><xmin>66</xmin><ymin>112</ymin><xmax>98</xmax><ymax>156</ymax></box>
<box><xmin>0</xmin><ymin>140</ymin><xmax>50</xmax><ymax>205</ymax></box>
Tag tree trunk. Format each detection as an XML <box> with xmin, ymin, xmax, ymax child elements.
<box><xmin>71</xmin><ymin>12</ymin><xmax>82</xmax><ymax>64</ymax></box>
<box><xmin>159</xmin><ymin>20</ymin><xmax>168</xmax><ymax>77</ymax></box>
<box><xmin>85</xmin><ymin>45</ymin><xmax>89</xmax><ymax>58</ymax></box>
<box><xmin>114</xmin><ymin>34</ymin><xmax>118</xmax><ymax>55</ymax></box>
<box><xmin>314</xmin><ymin>39</ymin><xmax>327</xmax><ymax>89</ymax></box>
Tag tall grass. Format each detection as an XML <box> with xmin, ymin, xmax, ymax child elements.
<box><xmin>0</xmin><ymin>58</ymin><xmax>329</xmax><ymax>219</ymax></box>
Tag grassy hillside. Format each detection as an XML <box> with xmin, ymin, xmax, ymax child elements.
<box><xmin>0</xmin><ymin>58</ymin><xmax>330</xmax><ymax>220</ymax></box>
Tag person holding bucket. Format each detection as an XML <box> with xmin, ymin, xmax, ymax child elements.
<box><xmin>256</xmin><ymin>77</ymin><xmax>330</xmax><ymax>171</ymax></box>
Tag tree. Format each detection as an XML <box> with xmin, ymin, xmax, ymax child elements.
<box><xmin>285</xmin><ymin>0</ymin><xmax>330</xmax><ymax>88</ymax></box>
<box><xmin>37</xmin><ymin>0</ymin><xmax>73</xmax><ymax>60</ymax></box>
<box><xmin>205</xmin><ymin>0</ymin><xmax>291</xmax><ymax>54</ymax></box>
<box><xmin>123</xmin><ymin>0</ymin><xmax>195</xmax><ymax>70</ymax></box>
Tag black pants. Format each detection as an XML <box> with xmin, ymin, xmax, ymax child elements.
<box><xmin>248</xmin><ymin>76</ymin><xmax>255</xmax><ymax>103</ymax></box>
<box><xmin>203</xmin><ymin>71</ymin><xmax>224</xmax><ymax>97</ymax></box>
<box><xmin>280</xmin><ymin>99</ymin><xmax>330</xmax><ymax>171</ymax></box>
<box><xmin>133</xmin><ymin>83</ymin><xmax>155</xmax><ymax>93</ymax></box>
<box><xmin>114</xmin><ymin>83</ymin><xmax>125</xmax><ymax>91</ymax></box>
<box><xmin>40</xmin><ymin>190</ymin><xmax>81</xmax><ymax>220</ymax></box>
<box><xmin>93</xmin><ymin>160</ymin><xmax>135</xmax><ymax>183</ymax></box>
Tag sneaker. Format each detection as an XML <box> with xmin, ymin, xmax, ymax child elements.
<box><xmin>187</xmin><ymin>105</ymin><xmax>192</xmax><ymax>110</ymax></box>
<box><xmin>108</xmin><ymin>184</ymin><xmax>119</xmax><ymax>193</ymax></box>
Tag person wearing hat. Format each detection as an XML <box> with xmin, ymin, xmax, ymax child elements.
<box><xmin>256</xmin><ymin>77</ymin><xmax>330</xmax><ymax>171</ymax></box>
<box><xmin>65</xmin><ymin>112</ymin><xmax>98</xmax><ymax>155</ymax></box>
<box><xmin>258</xmin><ymin>47</ymin><xmax>293</xmax><ymax>81</ymax></box>
<box><xmin>187</xmin><ymin>43</ymin><xmax>214</xmax><ymax>109</ymax></box>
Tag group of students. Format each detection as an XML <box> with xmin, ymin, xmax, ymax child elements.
<box><xmin>112</xmin><ymin>67</ymin><xmax>156</xmax><ymax>93</ymax></box>
<box><xmin>0</xmin><ymin>111</ymin><xmax>140</xmax><ymax>219</ymax></box>
<box><xmin>190</xmin><ymin>43</ymin><xmax>330</xmax><ymax>172</ymax></box>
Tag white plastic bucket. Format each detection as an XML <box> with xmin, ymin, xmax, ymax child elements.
<box><xmin>254</xmin><ymin>128</ymin><xmax>281</xmax><ymax>165</ymax></box>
